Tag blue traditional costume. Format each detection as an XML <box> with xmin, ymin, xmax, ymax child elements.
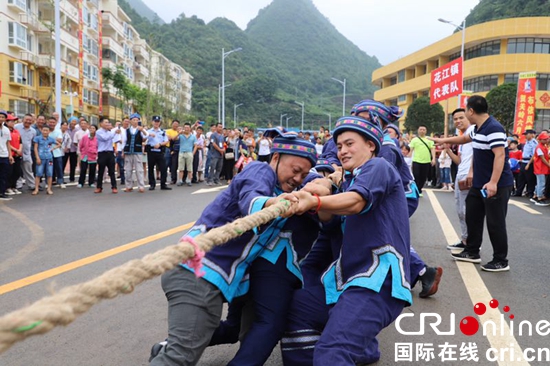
<box><xmin>150</xmin><ymin>133</ymin><xmax>317</xmax><ymax>366</ymax></box>
<box><xmin>351</xmin><ymin>100</ymin><xmax>442</xmax><ymax>296</ymax></box>
<box><xmin>281</xmin><ymin>117</ymin><xmax>412</xmax><ymax>366</ymax></box>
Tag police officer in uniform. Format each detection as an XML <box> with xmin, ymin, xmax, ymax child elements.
<box><xmin>146</xmin><ymin>116</ymin><xmax>171</xmax><ymax>190</ymax></box>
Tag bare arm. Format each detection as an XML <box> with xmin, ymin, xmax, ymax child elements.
<box><xmin>430</xmin><ymin>134</ymin><xmax>472</xmax><ymax>145</ymax></box>
<box><xmin>445</xmin><ymin>145</ymin><xmax>461</xmax><ymax>166</ymax></box>
<box><xmin>294</xmin><ymin>191</ymin><xmax>366</xmax><ymax>216</ymax></box>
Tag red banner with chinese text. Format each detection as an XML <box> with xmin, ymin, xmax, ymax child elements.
<box><xmin>513</xmin><ymin>72</ymin><xmax>537</xmax><ymax>142</ymax></box>
<box><xmin>430</xmin><ymin>57</ymin><xmax>463</xmax><ymax>105</ymax></box>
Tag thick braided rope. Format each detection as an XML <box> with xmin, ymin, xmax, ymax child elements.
<box><xmin>0</xmin><ymin>199</ymin><xmax>291</xmax><ymax>354</ymax></box>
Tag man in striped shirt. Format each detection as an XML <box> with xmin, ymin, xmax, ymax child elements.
<box><xmin>430</xmin><ymin>96</ymin><xmax>514</xmax><ymax>272</ymax></box>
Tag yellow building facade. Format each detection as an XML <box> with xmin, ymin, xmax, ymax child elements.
<box><xmin>372</xmin><ymin>17</ymin><xmax>550</xmax><ymax>132</ymax></box>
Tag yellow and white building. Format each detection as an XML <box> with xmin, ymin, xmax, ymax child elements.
<box><xmin>1</xmin><ymin>0</ymin><xmax>192</xmax><ymax>124</ymax></box>
<box><xmin>372</xmin><ymin>17</ymin><xmax>550</xmax><ymax>132</ymax></box>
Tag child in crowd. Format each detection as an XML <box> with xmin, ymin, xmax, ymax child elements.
<box><xmin>33</xmin><ymin>126</ymin><xmax>59</xmax><ymax>195</ymax></box>
<box><xmin>532</xmin><ymin>132</ymin><xmax>550</xmax><ymax>206</ymax></box>
<box><xmin>315</xmin><ymin>137</ymin><xmax>324</xmax><ymax>156</ymax></box>
<box><xmin>508</xmin><ymin>140</ymin><xmax>522</xmax><ymax>195</ymax></box>
<box><xmin>401</xmin><ymin>144</ymin><xmax>413</xmax><ymax>174</ymax></box>
<box><xmin>78</xmin><ymin>124</ymin><xmax>98</xmax><ymax>188</ymax></box>
<box><xmin>438</xmin><ymin>149</ymin><xmax>452</xmax><ymax>190</ymax></box>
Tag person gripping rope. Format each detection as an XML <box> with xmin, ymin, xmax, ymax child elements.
<box><xmin>149</xmin><ymin>133</ymin><xmax>317</xmax><ymax>366</ymax></box>
<box><xmin>282</xmin><ymin>116</ymin><xmax>412</xmax><ymax>365</ymax></box>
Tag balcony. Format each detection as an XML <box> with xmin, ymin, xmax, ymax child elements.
<box><xmin>102</xmin><ymin>37</ymin><xmax>124</xmax><ymax>60</ymax></box>
<box><xmin>101</xmin><ymin>12</ymin><xmax>124</xmax><ymax>37</ymax></box>
<box><xmin>60</xmin><ymin>0</ymin><xmax>79</xmax><ymax>23</ymax></box>
<box><xmin>133</xmin><ymin>41</ymin><xmax>150</xmax><ymax>60</ymax></box>
<box><xmin>60</xmin><ymin>29</ymin><xmax>79</xmax><ymax>53</ymax></box>
<box><xmin>7</xmin><ymin>0</ymin><xmax>27</xmax><ymax>11</ymax></box>
<box><xmin>20</xmin><ymin>88</ymin><xmax>39</xmax><ymax>99</ymax></box>
<box><xmin>135</xmin><ymin>63</ymin><xmax>149</xmax><ymax>79</ymax></box>
<box><xmin>20</xmin><ymin>51</ymin><xmax>39</xmax><ymax>65</ymax></box>
<box><xmin>87</xmin><ymin>0</ymin><xmax>99</xmax><ymax>9</ymax></box>
<box><xmin>37</xmin><ymin>55</ymin><xmax>53</xmax><ymax>68</ymax></box>
<box><xmin>20</xmin><ymin>13</ymin><xmax>49</xmax><ymax>33</ymax></box>
<box><xmin>63</xmin><ymin>61</ymin><xmax>79</xmax><ymax>80</ymax></box>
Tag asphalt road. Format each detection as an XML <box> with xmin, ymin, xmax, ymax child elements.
<box><xmin>0</xmin><ymin>181</ymin><xmax>549</xmax><ymax>366</ymax></box>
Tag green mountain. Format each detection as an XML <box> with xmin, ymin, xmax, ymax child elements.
<box><xmin>118</xmin><ymin>0</ymin><xmax>381</xmax><ymax>128</ymax></box>
<box><xmin>126</xmin><ymin>0</ymin><xmax>165</xmax><ymax>24</ymax></box>
<box><xmin>464</xmin><ymin>0</ymin><xmax>549</xmax><ymax>28</ymax></box>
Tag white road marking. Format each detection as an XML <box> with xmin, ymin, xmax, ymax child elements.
<box><xmin>192</xmin><ymin>185</ymin><xmax>228</xmax><ymax>195</ymax></box>
<box><xmin>508</xmin><ymin>200</ymin><xmax>542</xmax><ymax>215</ymax></box>
<box><xmin>426</xmin><ymin>190</ymin><xmax>530</xmax><ymax>366</ymax></box>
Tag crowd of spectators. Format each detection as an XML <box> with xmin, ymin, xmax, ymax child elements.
<box><xmin>0</xmin><ymin>110</ymin><xmax>336</xmax><ymax>200</ymax></box>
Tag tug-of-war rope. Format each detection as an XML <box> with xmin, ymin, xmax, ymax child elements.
<box><xmin>0</xmin><ymin>200</ymin><xmax>291</xmax><ymax>354</ymax></box>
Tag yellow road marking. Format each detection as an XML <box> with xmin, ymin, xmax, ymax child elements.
<box><xmin>0</xmin><ymin>221</ymin><xmax>195</xmax><ymax>296</ymax></box>
<box><xmin>426</xmin><ymin>191</ymin><xmax>529</xmax><ymax>366</ymax></box>
<box><xmin>509</xmin><ymin>200</ymin><xmax>542</xmax><ymax>215</ymax></box>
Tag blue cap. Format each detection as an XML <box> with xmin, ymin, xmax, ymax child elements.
<box><xmin>333</xmin><ymin>116</ymin><xmax>384</xmax><ymax>154</ymax></box>
<box><xmin>152</xmin><ymin>115</ymin><xmax>161</xmax><ymax>122</ymax></box>
<box><xmin>351</xmin><ymin>99</ymin><xmax>404</xmax><ymax>127</ymax></box>
<box><xmin>130</xmin><ymin>113</ymin><xmax>141</xmax><ymax>120</ymax></box>
<box><xmin>68</xmin><ymin>116</ymin><xmax>79</xmax><ymax>123</ymax></box>
<box><xmin>271</xmin><ymin>134</ymin><xmax>317</xmax><ymax>168</ymax></box>
<box><xmin>314</xmin><ymin>159</ymin><xmax>335</xmax><ymax>173</ymax></box>
<box><xmin>0</xmin><ymin>110</ymin><xmax>8</xmax><ymax>118</ymax></box>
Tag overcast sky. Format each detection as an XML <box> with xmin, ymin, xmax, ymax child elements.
<box><xmin>142</xmin><ymin>0</ymin><xmax>481</xmax><ymax>65</ymax></box>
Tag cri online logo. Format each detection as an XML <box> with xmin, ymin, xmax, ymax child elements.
<box><xmin>460</xmin><ymin>299</ymin><xmax>512</xmax><ymax>336</ymax></box>
<box><xmin>395</xmin><ymin>298</ymin><xmax>550</xmax><ymax>337</ymax></box>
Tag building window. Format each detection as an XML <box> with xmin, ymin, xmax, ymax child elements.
<box><xmin>389</xmin><ymin>76</ymin><xmax>397</xmax><ymax>86</ymax></box>
<box><xmin>507</xmin><ymin>38</ymin><xmax>550</xmax><ymax>54</ymax></box>
<box><xmin>9</xmin><ymin>99</ymin><xmax>32</xmax><ymax>116</ymax></box>
<box><xmin>8</xmin><ymin>22</ymin><xmax>28</xmax><ymax>49</ymax></box>
<box><xmin>90</xmin><ymin>14</ymin><xmax>98</xmax><ymax>31</ymax></box>
<box><xmin>412</xmin><ymin>93</ymin><xmax>418</xmax><ymax>102</ymax></box>
<box><xmin>398</xmin><ymin>95</ymin><xmax>407</xmax><ymax>103</ymax></box>
<box><xmin>398</xmin><ymin>70</ymin><xmax>406</xmax><ymax>83</ymax></box>
<box><xmin>535</xmin><ymin>109</ymin><xmax>550</xmax><ymax>131</ymax></box>
<box><xmin>9</xmin><ymin>61</ymin><xmax>29</xmax><ymax>85</ymax></box>
<box><xmin>463</xmin><ymin>75</ymin><xmax>498</xmax><ymax>92</ymax></box>
<box><xmin>464</xmin><ymin>40</ymin><xmax>500</xmax><ymax>61</ymax></box>
<box><xmin>504</xmin><ymin>73</ymin><xmax>519</xmax><ymax>84</ymax></box>
<box><xmin>449</xmin><ymin>51</ymin><xmax>460</xmax><ymax>61</ymax></box>
<box><xmin>537</xmin><ymin>74</ymin><xmax>550</xmax><ymax>91</ymax></box>
<box><xmin>389</xmin><ymin>98</ymin><xmax>398</xmax><ymax>105</ymax></box>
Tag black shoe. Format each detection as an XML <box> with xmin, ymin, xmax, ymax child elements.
<box><xmin>121</xmin><ymin>181</ymin><xmax>125</xmax><ymax>185</ymax></box>
<box><xmin>149</xmin><ymin>187</ymin><xmax>155</xmax><ymax>191</ymax></box>
<box><xmin>0</xmin><ymin>194</ymin><xmax>13</xmax><ymax>201</ymax></box>
<box><xmin>447</xmin><ymin>242</ymin><xmax>467</xmax><ymax>250</ymax></box>
<box><xmin>451</xmin><ymin>251</ymin><xmax>481</xmax><ymax>263</ymax></box>
<box><xmin>481</xmin><ymin>261</ymin><xmax>510</xmax><ymax>272</ymax></box>
<box><xmin>148</xmin><ymin>341</ymin><xmax>167</xmax><ymax>362</ymax></box>
<box><xmin>419</xmin><ymin>267</ymin><xmax>443</xmax><ymax>298</ymax></box>
<box><xmin>161</xmin><ymin>186</ymin><xmax>172</xmax><ymax>190</ymax></box>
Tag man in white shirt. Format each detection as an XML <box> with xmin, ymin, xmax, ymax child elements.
<box><xmin>14</xmin><ymin>114</ymin><xmax>37</xmax><ymax>191</ymax></box>
<box><xmin>116</xmin><ymin>118</ymin><xmax>129</xmax><ymax>186</ymax></box>
<box><xmin>0</xmin><ymin>110</ymin><xmax>15</xmax><ymax>200</ymax></box>
<box><xmin>443</xmin><ymin>108</ymin><xmax>474</xmax><ymax>250</ymax></box>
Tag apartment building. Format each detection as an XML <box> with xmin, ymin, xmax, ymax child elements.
<box><xmin>1</xmin><ymin>0</ymin><xmax>192</xmax><ymax>124</ymax></box>
<box><xmin>372</xmin><ymin>17</ymin><xmax>550</xmax><ymax>132</ymax></box>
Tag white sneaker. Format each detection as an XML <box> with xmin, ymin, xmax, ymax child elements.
<box><xmin>13</xmin><ymin>189</ymin><xmax>22</xmax><ymax>195</ymax></box>
<box><xmin>60</xmin><ymin>184</ymin><xmax>67</xmax><ymax>189</ymax></box>
<box><xmin>5</xmin><ymin>189</ymin><xmax>15</xmax><ymax>196</ymax></box>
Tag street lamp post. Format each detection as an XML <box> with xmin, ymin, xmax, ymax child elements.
<box><xmin>286</xmin><ymin>116</ymin><xmax>292</xmax><ymax>130</ymax></box>
<box><xmin>222</xmin><ymin>47</ymin><xmax>242</xmax><ymax>128</ymax></box>
<box><xmin>331</xmin><ymin>77</ymin><xmax>346</xmax><ymax>116</ymax></box>
<box><xmin>295</xmin><ymin>101</ymin><xmax>304</xmax><ymax>131</ymax></box>
<box><xmin>280</xmin><ymin>113</ymin><xmax>287</xmax><ymax>127</ymax></box>
<box><xmin>64</xmin><ymin>90</ymin><xmax>78</xmax><ymax>116</ymax></box>
<box><xmin>324</xmin><ymin>112</ymin><xmax>332</xmax><ymax>131</ymax></box>
<box><xmin>218</xmin><ymin>84</ymin><xmax>231</xmax><ymax>124</ymax></box>
<box><xmin>438</xmin><ymin>18</ymin><xmax>466</xmax><ymax>107</ymax></box>
<box><xmin>233</xmin><ymin>103</ymin><xmax>243</xmax><ymax>128</ymax></box>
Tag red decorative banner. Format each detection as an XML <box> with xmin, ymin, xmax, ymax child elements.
<box><xmin>430</xmin><ymin>57</ymin><xmax>463</xmax><ymax>105</ymax></box>
<box><xmin>513</xmin><ymin>71</ymin><xmax>537</xmax><ymax>142</ymax></box>
<box><xmin>98</xmin><ymin>10</ymin><xmax>103</xmax><ymax>115</ymax></box>
<box><xmin>459</xmin><ymin>90</ymin><xmax>473</xmax><ymax>109</ymax></box>
<box><xmin>78</xmin><ymin>0</ymin><xmax>84</xmax><ymax>111</ymax></box>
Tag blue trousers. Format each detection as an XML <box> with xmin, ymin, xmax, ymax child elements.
<box><xmin>281</xmin><ymin>278</ymin><xmax>405</xmax><ymax>366</ymax></box>
<box><xmin>407</xmin><ymin>197</ymin><xmax>425</xmax><ymax>286</ymax></box>
<box><xmin>209</xmin><ymin>254</ymin><xmax>300</xmax><ymax>366</ymax></box>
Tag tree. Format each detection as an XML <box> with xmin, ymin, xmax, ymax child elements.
<box><xmin>404</xmin><ymin>96</ymin><xmax>445</xmax><ymax>134</ymax></box>
<box><xmin>486</xmin><ymin>83</ymin><xmax>517</xmax><ymax>133</ymax></box>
